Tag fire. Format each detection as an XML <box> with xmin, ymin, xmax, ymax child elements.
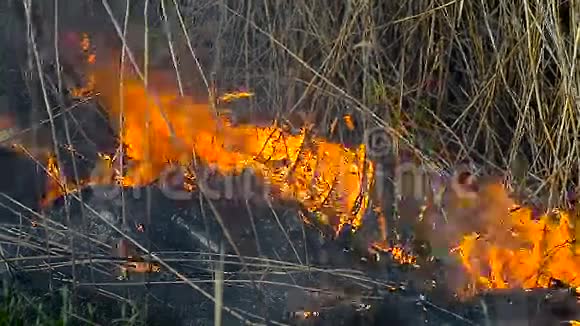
<box><xmin>217</xmin><ymin>90</ymin><xmax>254</xmax><ymax>104</ymax></box>
<box><xmin>388</xmin><ymin>246</ymin><xmax>417</xmax><ymax>265</ymax></box>
<box><xmin>41</xmin><ymin>153</ymin><xmax>116</xmax><ymax>207</ymax></box>
<box><xmin>42</xmin><ymin>154</ymin><xmax>65</xmax><ymax>207</ymax></box>
<box><xmin>302</xmin><ymin>311</ymin><xmax>319</xmax><ymax>318</ymax></box>
<box><xmin>53</xmin><ymin>31</ymin><xmax>580</xmax><ymax>295</ymax></box>
<box><xmin>122</xmin><ymin>261</ymin><xmax>161</xmax><ymax>274</ymax></box>
<box><xmin>50</xmin><ymin>32</ymin><xmax>375</xmax><ymax>235</ymax></box>
<box><xmin>455</xmin><ymin>190</ymin><xmax>580</xmax><ymax>297</ymax></box>
<box><xmin>343</xmin><ymin>115</ymin><xmax>355</xmax><ymax>131</ymax></box>
<box><xmin>91</xmin><ymin>64</ymin><xmax>373</xmax><ymax>233</ymax></box>
<box><xmin>372</xmin><ymin>243</ymin><xmax>417</xmax><ymax>265</ymax></box>
<box><xmin>70</xmin><ymin>32</ymin><xmax>96</xmax><ymax>98</ymax></box>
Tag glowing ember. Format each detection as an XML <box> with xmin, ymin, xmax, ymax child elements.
<box><xmin>41</xmin><ymin>153</ymin><xmax>115</xmax><ymax>207</ymax></box>
<box><xmin>121</xmin><ymin>261</ymin><xmax>161</xmax><ymax>274</ymax></box>
<box><xmin>42</xmin><ymin>154</ymin><xmax>65</xmax><ymax>207</ymax></box>
<box><xmin>70</xmin><ymin>32</ymin><xmax>96</xmax><ymax>98</ymax></box>
<box><xmin>389</xmin><ymin>246</ymin><xmax>417</xmax><ymax>265</ymax></box>
<box><xmin>343</xmin><ymin>115</ymin><xmax>355</xmax><ymax>131</ymax></box>
<box><xmin>373</xmin><ymin>242</ymin><xmax>417</xmax><ymax>265</ymax></box>
<box><xmin>218</xmin><ymin>90</ymin><xmax>254</xmax><ymax>103</ymax></box>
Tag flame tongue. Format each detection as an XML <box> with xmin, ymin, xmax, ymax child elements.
<box><xmin>60</xmin><ymin>31</ymin><xmax>375</xmax><ymax>234</ymax></box>
<box><xmin>98</xmin><ymin>70</ymin><xmax>373</xmax><ymax>233</ymax></box>
<box><xmin>44</xmin><ymin>44</ymin><xmax>374</xmax><ymax>235</ymax></box>
<box><xmin>457</xmin><ymin>197</ymin><xmax>580</xmax><ymax>297</ymax></box>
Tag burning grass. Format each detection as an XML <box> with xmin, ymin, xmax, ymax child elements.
<box><xmin>48</xmin><ymin>59</ymin><xmax>375</xmax><ymax>236</ymax></box>
<box><xmin>42</xmin><ymin>29</ymin><xmax>580</xmax><ymax>302</ymax></box>
<box><xmin>456</xmin><ymin>205</ymin><xmax>580</xmax><ymax>297</ymax></box>
<box><xmin>17</xmin><ymin>18</ymin><xmax>580</xmax><ymax>299</ymax></box>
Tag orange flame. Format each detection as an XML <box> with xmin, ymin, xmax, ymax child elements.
<box><xmin>455</xmin><ymin>189</ymin><xmax>580</xmax><ymax>297</ymax></box>
<box><xmin>70</xmin><ymin>32</ymin><xmax>96</xmax><ymax>98</ymax></box>
<box><xmin>58</xmin><ymin>32</ymin><xmax>580</xmax><ymax>293</ymax></box>
<box><xmin>218</xmin><ymin>90</ymin><xmax>254</xmax><ymax>103</ymax></box>
<box><xmin>53</xmin><ymin>32</ymin><xmax>375</xmax><ymax>235</ymax></box>
<box><xmin>93</xmin><ymin>64</ymin><xmax>373</xmax><ymax>233</ymax></box>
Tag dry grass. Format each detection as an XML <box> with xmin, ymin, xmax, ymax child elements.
<box><xmin>191</xmin><ymin>0</ymin><xmax>578</xmax><ymax>202</ymax></box>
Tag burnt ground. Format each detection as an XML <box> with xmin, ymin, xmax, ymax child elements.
<box><xmin>2</xmin><ymin>132</ymin><xmax>578</xmax><ymax>322</ymax></box>
<box><xmin>1</xmin><ymin>150</ymin><xmax>580</xmax><ymax>325</ymax></box>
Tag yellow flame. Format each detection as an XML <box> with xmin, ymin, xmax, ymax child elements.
<box><xmin>456</xmin><ymin>190</ymin><xmax>580</xmax><ymax>296</ymax></box>
<box><xmin>56</xmin><ymin>33</ymin><xmax>375</xmax><ymax>235</ymax></box>
<box><xmin>218</xmin><ymin>91</ymin><xmax>254</xmax><ymax>103</ymax></box>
